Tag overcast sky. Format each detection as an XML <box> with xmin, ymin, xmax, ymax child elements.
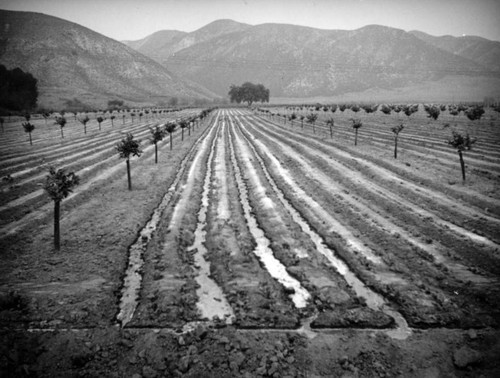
<box><xmin>1</xmin><ymin>0</ymin><xmax>499</xmax><ymax>41</ymax></box>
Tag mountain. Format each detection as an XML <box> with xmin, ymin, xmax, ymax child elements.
<box><xmin>409</xmin><ymin>30</ymin><xmax>500</xmax><ymax>73</ymax></box>
<box><xmin>122</xmin><ymin>20</ymin><xmax>251</xmax><ymax>64</ymax></box>
<box><xmin>0</xmin><ymin>10</ymin><xmax>217</xmax><ymax>109</ymax></box>
<box><xmin>125</xmin><ymin>21</ymin><xmax>500</xmax><ymax>101</ymax></box>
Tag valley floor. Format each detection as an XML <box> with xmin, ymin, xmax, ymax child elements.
<box><xmin>1</xmin><ymin>107</ymin><xmax>499</xmax><ymax>377</ymax></box>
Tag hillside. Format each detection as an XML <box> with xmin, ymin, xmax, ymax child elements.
<box><xmin>125</xmin><ymin>21</ymin><xmax>500</xmax><ymax>101</ymax></box>
<box><xmin>0</xmin><ymin>10</ymin><xmax>217</xmax><ymax>110</ymax></box>
<box><xmin>409</xmin><ymin>30</ymin><xmax>500</xmax><ymax>73</ymax></box>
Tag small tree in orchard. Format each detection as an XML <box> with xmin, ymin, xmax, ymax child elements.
<box><xmin>380</xmin><ymin>104</ymin><xmax>392</xmax><ymax>115</ymax></box>
<box><xmin>447</xmin><ymin>131</ymin><xmax>476</xmax><ymax>182</ymax></box>
<box><xmin>22</xmin><ymin>122</ymin><xmax>35</xmax><ymax>145</ymax></box>
<box><xmin>165</xmin><ymin>122</ymin><xmax>176</xmax><ymax>150</ymax></box>
<box><xmin>96</xmin><ymin>116</ymin><xmax>104</xmax><ymax>131</ymax></box>
<box><xmin>179</xmin><ymin>119</ymin><xmax>188</xmax><ymax>141</ymax></box>
<box><xmin>300</xmin><ymin>115</ymin><xmax>305</xmax><ymax>128</ymax></box>
<box><xmin>79</xmin><ymin>115</ymin><xmax>90</xmax><ymax>134</ymax></box>
<box><xmin>55</xmin><ymin>116</ymin><xmax>67</xmax><ymax>138</ymax></box>
<box><xmin>425</xmin><ymin>105</ymin><xmax>440</xmax><ymax>121</ymax></box>
<box><xmin>139</xmin><ymin>112</ymin><xmax>143</xmax><ymax>122</ymax></box>
<box><xmin>326</xmin><ymin>117</ymin><xmax>334</xmax><ymax>139</ymax></box>
<box><xmin>149</xmin><ymin>125</ymin><xmax>166</xmax><ymax>164</ymax></box>
<box><xmin>465</xmin><ymin>106</ymin><xmax>485</xmax><ymax>123</ymax></box>
<box><xmin>131</xmin><ymin>113</ymin><xmax>135</xmax><ymax>123</ymax></box>
<box><xmin>115</xmin><ymin>133</ymin><xmax>142</xmax><ymax>190</ymax></box>
<box><xmin>42</xmin><ymin>112</ymin><xmax>50</xmax><ymax>126</ymax></box>
<box><xmin>351</xmin><ymin>118</ymin><xmax>363</xmax><ymax>146</ymax></box>
<box><xmin>110</xmin><ymin>115</ymin><xmax>116</xmax><ymax>127</ymax></box>
<box><xmin>391</xmin><ymin>124</ymin><xmax>404</xmax><ymax>159</ymax></box>
<box><xmin>306</xmin><ymin>113</ymin><xmax>318</xmax><ymax>134</ymax></box>
<box><xmin>43</xmin><ymin>167</ymin><xmax>80</xmax><ymax>250</ymax></box>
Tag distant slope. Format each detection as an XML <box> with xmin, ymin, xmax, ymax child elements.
<box><xmin>122</xmin><ymin>19</ymin><xmax>250</xmax><ymax>63</ymax></box>
<box><xmin>0</xmin><ymin>10</ymin><xmax>217</xmax><ymax>109</ymax></box>
<box><xmin>409</xmin><ymin>30</ymin><xmax>500</xmax><ymax>73</ymax></box>
<box><xmin>126</xmin><ymin>21</ymin><xmax>500</xmax><ymax>101</ymax></box>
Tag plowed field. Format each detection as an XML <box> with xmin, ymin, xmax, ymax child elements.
<box><xmin>1</xmin><ymin>108</ymin><xmax>499</xmax><ymax>377</ymax></box>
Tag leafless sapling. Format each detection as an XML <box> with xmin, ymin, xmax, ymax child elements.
<box><xmin>391</xmin><ymin>123</ymin><xmax>404</xmax><ymax>159</ymax></box>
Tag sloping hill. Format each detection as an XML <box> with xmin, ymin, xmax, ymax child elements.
<box><xmin>0</xmin><ymin>10</ymin><xmax>217</xmax><ymax>109</ymax></box>
<box><xmin>409</xmin><ymin>30</ymin><xmax>500</xmax><ymax>73</ymax></box>
<box><xmin>126</xmin><ymin>21</ymin><xmax>500</xmax><ymax>101</ymax></box>
<box><xmin>122</xmin><ymin>19</ymin><xmax>250</xmax><ymax>63</ymax></box>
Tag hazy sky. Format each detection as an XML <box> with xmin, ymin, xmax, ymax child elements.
<box><xmin>1</xmin><ymin>0</ymin><xmax>499</xmax><ymax>41</ymax></box>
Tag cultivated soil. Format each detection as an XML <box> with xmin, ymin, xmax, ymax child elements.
<box><xmin>1</xmin><ymin>107</ymin><xmax>499</xmax><ymax>377</ymax></box>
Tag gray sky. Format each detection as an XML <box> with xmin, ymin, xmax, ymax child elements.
<box><xmin>1</xmin><ymin>0</ymin><xmax>499</xmax><ymax>41</ymax></box>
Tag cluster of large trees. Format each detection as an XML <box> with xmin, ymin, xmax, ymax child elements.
<box><xmin>0</xmin><ymin>64</ymin><xmax>38</xmax><ymax>111</ymax></box>
<box><xmin>228</xmin><ymin>82</ymin><xmax>270</xmax><ymax>106</ymax></box>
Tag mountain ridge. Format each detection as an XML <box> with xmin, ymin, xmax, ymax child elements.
<box><xmin>123</xmin><ymin>19</ymin><xmax>500</xmax><ymax>101</ymax></box>
<box><xmin>0</xmin><ymin>9</ymin><xmax>218</xmax><ymax>109</ymax></box>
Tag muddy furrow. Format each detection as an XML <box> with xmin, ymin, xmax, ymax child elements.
<box><xmin>227</xmin><ymin>116</ymin><xmax>310</xmax><ymax>309</ymax></box>
<box><xmin>117</xmin><ymin>112</ymin><xmax>219</xmax><ymax>327</ymax></box>
<box><xmin>231</xmin><ymin>112</ymin><xmax>410</xmax><ymax>339</ymax></box>
<box><xmin>239</xmin><ymin>114</ymin><xmax>500</xmax><ymax>327</ymax></box>
<box><xmin>204</xmin><ymin>115</ymin><xmax>300</xmax><ymax>328</ymax></box>
<box><xmin>187</xmin><ymin>116</ymin><xmax>235</xmax><ymax>323</ymax></box>
<box><xmin>251</xmin><ymin>115</ymin><xmax>500</xmax><ymax>246</ymax></box>
<box><xmin>130</xmin><ymin>112</ymin><xmax>221</xmax><ymax>327</ymax></box>
<box><xmin>261</xmin><ymin>113</ymin><xmax>500</xmax><ymax>209</ymax></box>
<box><xmin>242</xmin><ymin>117</ymin><xmax>497</xmax><ymax>290</ymax></box>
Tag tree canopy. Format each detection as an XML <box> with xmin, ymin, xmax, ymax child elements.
<box><xmin>0</xmin><ymin>64</ymin><xmax>38</xmax><ymax>111</ymax></box>
<box><xmin>228</xmin><ymin>82</ymin><xmax>270</xmax><ymax>106</ymax></box>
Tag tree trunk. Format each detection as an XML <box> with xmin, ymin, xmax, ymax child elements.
<box><xmin>188</xmin><ymin>125</ymin><xmax>191</xmax><ymax>136</ymax></box>
<box><xmin>329</xmin><ymin>126</ymin><xmax>333</xmax><ymax>139</ymax></box>
<box><xmin>313</xmin><ymin>124</ymin><xmax>315</xmax><ymax>134</ymax></box>
<box><xmin>154</xmin><ymin>143</ymin><xmax>158</xmax><ymax>164</ymax></box>
<box><xmin>54</xmin><ymin>200</ymin><xmax>60</xmax><ymax>250</ymax></box>
<box><xmin>84</xmin><ymin>124</ymin><xmax>87</xmax><ymax>134</ymax></box>
<box><xmin>169</xmin><ymin>133</ymin><xmax>173</xmax><ymax>150</ymax></box>
<box><xmin>126</xmin><ymin>159</ymin><xmax>132</xmax><ymax>190</ymax></box>
<box><xmin>99</xmin><ymin>122</ymin><xmax>101</xmax><ymax>131</ymax></box>
<box><xmin>394</xmin><ymin>136</ymin><xmax>398</xmax><ymax>159</ymax></box>
<box><xmin>29</xmin><ymin>132</ymin><xmax>32</xmax><ymax>145</ymax></box>
<box><xmin>60</xmin><ymin>127</ymin><xmax>64</xmax><ymax>139</ymax></box>
<box><xmin>458</xmin><ymin>150</ymin><xmax>466</xmax><ymax>181</ymax></box>
<box><xmin>354</xmin><ymin>129</ymin><xmax>358</xmax><ymax>146</ymax></box>
<box><xmin>111</xmin><ymin>119</ymin><xmax>114</xmax><ymax>127</ymax></box>
<box><xmin>181</xmin><ymin>128</ymin><xmax>184</xmax><ymax>141</ymax></box>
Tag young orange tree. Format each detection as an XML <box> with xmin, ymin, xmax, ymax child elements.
<box><xmin>150</xmin><ymin>125</ymin><xmax>166</xmax><ymax>164</ymax></box>
<box><xmin>447</xmin><ymin>131</ymin><xmax>476</xmax><ymax>181</ymax></box>
<box><xmin>116</xmin><ymin>133</ymin><xmax>142</xmax><ymax>190</ymax></box>
<box><xmin>391</xmin><ymin>124</ymin><xmax>404</xmax><ymax>159</ymax></box>
<box><xmin>79</xmin><ymin>115</ymin><xmax>90</xmax><ymax>134</ymax></box>
<box><xmin>44</xmin><ymin>167</ymin><xmax>79</xmax><ymax>250</ymax></box>
<box><xmin>351</xmin><ymin>118</ymin><xmax>363</xmax><ymax>146</ymax></box>
<box><xmin>165</xmin><ymin>122</ymin><xmax>176</xmax><ymax>150</ymax></box>
<box><xmin>22</xmin><ymin>121</ymin><xmax>35</xmax><ymax>145</ymax></box>
<box><xmin>55</xmin><ymin>116</ymin><xmax>67</xmax><ymax>138</ymax></box>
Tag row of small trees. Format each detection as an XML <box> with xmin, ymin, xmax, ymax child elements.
<box><xmin>260</xmin><ymin>104</ymin><xmax>483</xmax><ymax>182</ymax></box>
<box><xmin>43</xmin><ymin>108</ymin><xmax>213</xmax><ymax>250</ymax></box>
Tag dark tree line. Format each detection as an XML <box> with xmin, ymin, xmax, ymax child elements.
<box><xmin>0</xmin><ymin>64</ymin><xmax>38</xmax><ymax>111</ymax></box>
<box><xmin>228</xmin><ymin>82</ymin><xmax>270</xmax><ymax>106</ymax></box>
